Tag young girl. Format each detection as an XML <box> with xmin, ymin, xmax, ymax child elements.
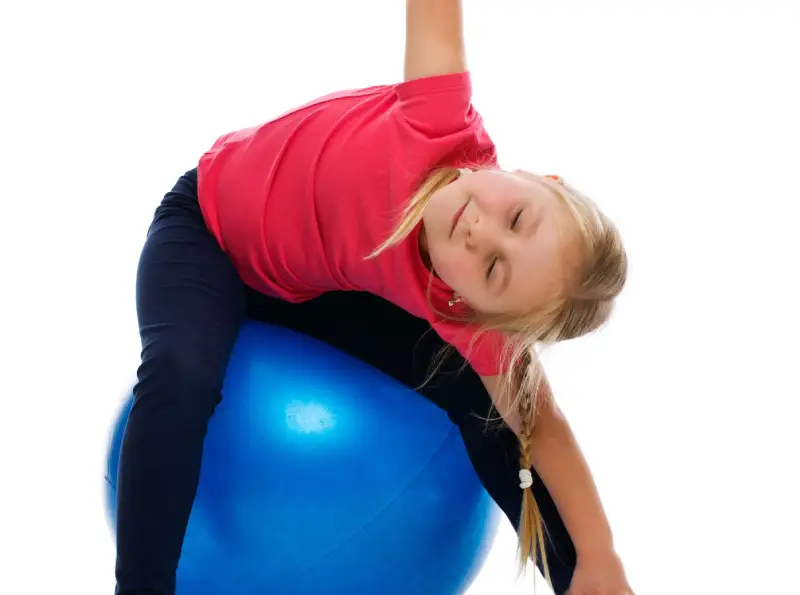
<box><xmin>116</xmin><ymin>2</ymin><xmax>633</xmax><ymax>594</ymax></box>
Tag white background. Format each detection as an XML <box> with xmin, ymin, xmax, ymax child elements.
<box><xmin>2</xmin><ymin>1</ymin><xmax>799</xmax><ymax>593</ymax></box>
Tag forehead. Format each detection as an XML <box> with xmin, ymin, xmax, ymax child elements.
<box><xmin>475</xmin><ymin>169</ymin><xmax>541</xmax><ymax>196</ymax></box>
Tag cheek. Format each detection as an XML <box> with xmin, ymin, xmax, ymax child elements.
<box><xmin>427</xmin><ymin>183</ymin><xmax>462</xmax><ymax>221</ymax></box>
<box><xmin>430</xmin><ymin>245</ymin><xmax>474</xmax><ymax>288</ymax></box>
<box><xmin>473</xmin><ymin>177</ymin><xmax>515</xmax><ymax>210</ymax></box>
<box><xmin>428</xmin><ymin>243</ymin><xmax>454</xmax><ymax>276</ymax></box>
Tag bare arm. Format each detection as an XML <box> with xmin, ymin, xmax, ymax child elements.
<box><xmin>404</xmin><ymin>0</ymin><xmax>467</xmax><ymax>81</ymax></box>
<box><xmin>480</xmin><ymin>373</ymin><xmax>616</xmax><ymax>557</ymax></box>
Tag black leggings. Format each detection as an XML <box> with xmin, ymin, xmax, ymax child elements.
<box><xmin>115</xmin><ymin>169</ymin><xmax>576</xmax><ymax>595</ymax></box>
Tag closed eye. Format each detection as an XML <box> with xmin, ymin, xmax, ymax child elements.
<box><xmin>511</xmin><ymin>208</ymin><xmax>523</xmax><ymax>229</ymax></box>
<box><xmin>486</xmin><ymin>256</ymin><xmax>498</xmax><ymax>280</ymax></box>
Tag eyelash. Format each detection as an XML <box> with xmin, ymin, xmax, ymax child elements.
<box><xmin>486</xmin><ymin>257</ymin><xmax>497</xmax><ymax>280</ymax></box>
<box><xmin>486</xmin><ymin>209</ymin><xmax>523</xmax><ymax>280</ymax></box>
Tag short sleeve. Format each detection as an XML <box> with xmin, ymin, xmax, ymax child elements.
<box><xmin>393</xmin><ymin>72</ymin><xmax>478</xmax><ymax>140</ymax></box>
<box><xmin>432</xmin><ymin>320</ymin><xmax>507</xmax><ymax>377</ymax></box>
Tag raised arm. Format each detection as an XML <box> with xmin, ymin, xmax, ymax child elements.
<box><xmin>404</xmin><ymin>0</ymin><xmax>467</xmax><ymax>81</ymax></box>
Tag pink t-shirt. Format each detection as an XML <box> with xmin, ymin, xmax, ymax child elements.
<box><xmin>197</xmin><ymin>72</ymin><xmax>504</xmax><ymax>375</ymax></box>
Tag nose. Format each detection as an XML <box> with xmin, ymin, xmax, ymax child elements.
<box><xmin>464</xmin><ymin>215</ymin><xmax>496</xmax><ymax>253</ymax></box>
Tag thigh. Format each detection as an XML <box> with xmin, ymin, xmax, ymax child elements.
<box><xmin>136</xmin><ymin>169</ymin><xmax>246</xmax><ymax>386</ymax></box>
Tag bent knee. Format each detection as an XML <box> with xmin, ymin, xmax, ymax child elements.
<box><xmin>134</xmin><ymin>340</ymin><xmax>232</xmax><ymax>415</ymax></box>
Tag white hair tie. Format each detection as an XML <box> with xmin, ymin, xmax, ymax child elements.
<box><xmin>457</xmin><ymin>167</ymin><xmax>472</xmax><ymax>176</ymax></box>
<box><xmin>519</xmin><ymin>469</ymin><xmax>533</xmax><ymax>490</ymax></box>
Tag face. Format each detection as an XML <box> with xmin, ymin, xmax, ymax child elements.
<box><xmin>420</xmin><ymin>169</ymin><xmax>580</xmax><ymax>316</ymax></box>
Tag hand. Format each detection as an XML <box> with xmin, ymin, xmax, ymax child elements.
<box><xmin>566</xmin><ymin>550</ymin><xmax>635</xmax><ymax>595</ymax></box>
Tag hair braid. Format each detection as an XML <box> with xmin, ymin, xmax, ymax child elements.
<box><xmin>516</xmin><ymin>354</ymin><xmax>552</xmax><ymax>590</ymax></box>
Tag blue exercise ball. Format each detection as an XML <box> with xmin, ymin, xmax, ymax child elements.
<box><xmin>106</xmin><ymin>320</ymin><xmax>500</xmax><ymax>595</ymax></box>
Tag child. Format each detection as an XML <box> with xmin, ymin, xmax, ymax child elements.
<box><xmin>116</xmin><ymin>2</ymin><xmax>632</xmax><ymax>594</ymax></box>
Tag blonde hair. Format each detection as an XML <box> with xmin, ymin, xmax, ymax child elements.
<box><xmin>369</xmin><ymin>165</ymin><xmax>627</xmax><ymax>590</ymax></box>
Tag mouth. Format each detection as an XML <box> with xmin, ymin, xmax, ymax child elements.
<box><xmin>450</xmin><ymin>201</ymin><xmax>469</xmax><ymax>238</ymax></box>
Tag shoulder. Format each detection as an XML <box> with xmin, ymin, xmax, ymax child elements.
<box><xmin>393</xmin><ymin>71</ymin><xmax>473</xmax><ymax>100</ymax></box>
<box><xmin>391</xmin><ymin>72</ymin><xmax>480</xmax><ymax>133</ymax></box>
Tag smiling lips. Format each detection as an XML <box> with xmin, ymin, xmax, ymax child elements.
<box><xmin>450</xmin><ymin>201</ymin><xmax>468</xmax><ymax>237</ymax></box>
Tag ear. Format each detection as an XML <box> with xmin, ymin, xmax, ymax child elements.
<box><xmin>449</xmin><ymin>294</ymin><xmax>465</xmax><ymax>307</ymax></box>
